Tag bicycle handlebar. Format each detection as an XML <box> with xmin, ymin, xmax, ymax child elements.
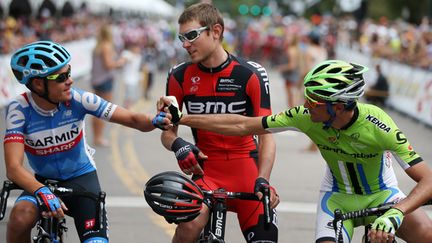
<box><xmin>202</xmin><ymin>188</ymin><xmax>272</xmax><ymax>228</ymax></box>
<box><xmin>333</xmin><ymin>200</ymin><xmax>432</xmax><ymax>243</ymax></box>
<box><xmin>0</xmin><ymin>180</ymin><xmax>106</xmax><ymax>230</ymax></box>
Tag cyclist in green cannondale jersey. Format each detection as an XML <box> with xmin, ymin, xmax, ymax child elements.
<box><xmin>158</xmin><ymin>60</ymin><xmax>432</xmax><ymax>242</ymax></box>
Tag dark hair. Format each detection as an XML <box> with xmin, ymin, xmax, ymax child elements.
<box><xmin>178</xmin><ymin>3</ymin><xmax>224</xmax><ymax>41</ymax></box>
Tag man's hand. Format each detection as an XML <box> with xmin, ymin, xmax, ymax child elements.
<box><xmin>157</xmin><ymin>96</ymin><xmax>183</xmax><ymax>124</ymax></box>
<box><xmin>152</xmin><ymin>111</ymin><xmax>173</xmax><ymax>130</ymax></box>
<box><xmin>34</xmin><ymin>186</ymin><xmax>67</xmax><ymax>218</ymax></box>
<box><xmin>254</xmin><ymin>177</ymin><xmax>280</xmax><ymax>209</ymax></box>
<box><xmin>171</xmin><ymin>138</ymin><xmax>207</xmax><ymax>175</ymax></box>
<box><xmin>368</xmin><ymin>208</ymin><xmax>404</xmax><ymax>242</ymax></box>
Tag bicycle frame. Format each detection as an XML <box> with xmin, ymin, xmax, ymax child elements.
<box><xmin>198</xmin><ymin>188</ymin><xmax>271</xmax><ymax>243</ymax></box>
<box><xmin>33</xmin><ymin>216</ymin><xmax>67</xmax><ymax>243</ymax></box>
<box><xmin>0</xmin><ymin>180</ymin><xmax>106</xmax><ymax>243</ymax></box>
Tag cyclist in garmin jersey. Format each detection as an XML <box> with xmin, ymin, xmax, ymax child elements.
<box><xmin>160</xmin><ymin>60</ymin><xmax>432</xmax><ymax>243</ymax></box>
<box><xmin>4</xmin><ymin>41</ymin><xmax>171</xmax><ymax>243</ymax></box>
<box><xmin>160</xmin><ymin>3</ymin><xmax>279</xmax><ymax>243</ymax></box>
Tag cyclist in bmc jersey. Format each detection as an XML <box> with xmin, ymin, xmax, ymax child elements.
<box><xmin>4</xmin><ymin>41</ymin><xmax>171</xmax><ymax>243</ymax></box>
<box><xmin>160</xmin><ymin>3</ymin><xmax>279</xmax><ymax>243</ymax></box>
<box><xmin>160</xmin><ymin>60</ymin><xmax>432</xmax><ymax>242</ymax></box>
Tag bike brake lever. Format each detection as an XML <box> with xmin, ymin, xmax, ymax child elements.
<box><xmin>261</xmin><ymin>186</ymin><xmax>271</xmax><ymax>227</ymax></box>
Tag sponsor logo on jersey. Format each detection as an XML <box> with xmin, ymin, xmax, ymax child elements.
<box><xmin>284</xmin><ymin>107</ymin><xmax>302</xmax><ymax>118</ymax></box>
<box><xmin>6</xmin><ymin>102</ymin><xmax>25</xmax><ymax>129</ymax></box>
<box><xmin>4</xmin><ymin>133</ymin><xmax>24</xmax><ymax>144</ymax></box>
<box><xmin>24</xmin><ymin>123</ymin><xmax>83</xmax><ymax>156</ymax></box>
<box><xmin>25</xmin><ymin>125</ymin><xmax>80</xmax><ymax>147</ymax></box>
<box><xmin>219</xmin><ymin>78</ymin><xmax>235</xmax><ymax>84</ymax></box>
<box><xmin>350</xmin><ymin>133</ymin><xmax>360</xmax><ymax>140</ymax></box>
<box><xmin>395</xmin><ymin>130</ymin><xmax>407</xmax><ymax>144</ymax></box>
<box><xmin>365</xmin><ymin>115</ymin><xmax>391</xmax><ymax>132</ymax></box>
<box><xmin>76</xmin><ymin>91</ymin><xmax>102</xmax><ymax>112</ymax></box>
<box><xmin>103</xmin><ymin>103</ymin><xmax>114</xmax><ymax>119</ymax></box>
<box><xmin>247</xmin><ymin>61</ymin><xmax>270</xmax><ymax>94</ymax></box>
<box><xmin>187</xmin><ymin>100</ymin><xmax>246</xmax><ymax>114</ymax></box>
<box><xmin>190</xmin><ymin>86</ymin><xmax>199</xmax><ymax>93</ymax></box>
<box><xmin>217</xmin><ymin>77</ymin><xmax>242</xmax><ymax>92</ymax></box>
<box><xmin>328</xmin><ymin>136</ymin><xmax>338</xmax><ymax>144</ymax></box>
<box><xmin>350</xmin><ymin>141</ymin><xmax>367</xmax><ymax>149</ymax></box>
<box><xmin>318</xmin><ymin>144</ymin><xmax>379</xmax><ymax>158</ymax></box>
<box><xmin>190</xmin><ymin>77</ymin><xmax>201</xmax><ymax>93</ymax></box>
<box><xmin>191</xmin><ymin>76</ymin><xmax>200</xmax><ymax>84</ymax></box>
<box><xmin>62</xmin><ymin>110</ymin><xmax>72</xmax><ymax>119</ymax></box>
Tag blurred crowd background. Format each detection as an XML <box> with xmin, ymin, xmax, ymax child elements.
<box><xmin>1</xmin><ymin>0</ymin><xmax>432</xmax><ymax>70</ymax></box>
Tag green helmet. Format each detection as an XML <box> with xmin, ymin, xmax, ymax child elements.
<box><xmin>304</xmin><ymin>60</ymin><xmax>368</xmax><ymax>103</ymax></box>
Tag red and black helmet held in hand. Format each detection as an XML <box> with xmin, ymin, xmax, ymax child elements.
<box><xmin>144</xmin><ymin>171</ymin><xmax>204</xmax><ymax>224</ymax></box>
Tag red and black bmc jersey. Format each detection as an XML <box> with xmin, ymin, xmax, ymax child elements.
<box><xmin>166</xmin><ymin>53</ymin><xmax>272</xmax><ymax>160</ymax></box>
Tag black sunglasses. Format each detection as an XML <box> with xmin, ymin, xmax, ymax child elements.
<box><xmin>46</xmin><ymin>65</ymin><xmax>71</xmax><ymax>83</ymax></box>
<box><xmin>178</xmin><ymin>26</ymin><xmax>209</xmax><ymax>43</ymax></box>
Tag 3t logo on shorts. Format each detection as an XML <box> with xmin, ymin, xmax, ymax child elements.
<box><xmin>85</xmin><ymin>218</ymin><xmax>96</xmax><ymax>229</ymax></box>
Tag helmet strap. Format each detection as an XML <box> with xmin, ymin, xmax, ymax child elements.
<box><xmin>323</xmin><ymin>102</ymin><xmax>336</xmax><ymax>130</ymax></box>
<box><xmin>27</xmin><ymin>79</ymin><xmax>59</xmax><ymax>106</ymax></box>
<box><xmin>344</xmin><ymin>100</ymin><xmax>357</xmax><ymax>110</ymax></box>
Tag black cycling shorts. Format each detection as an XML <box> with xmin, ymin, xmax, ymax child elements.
<box><xmin>17</xmin><ymin>171</ymin><xmax>108</xmax><ymax>242</ymax></box>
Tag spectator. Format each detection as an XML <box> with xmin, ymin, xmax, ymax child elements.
<box><xmin>90</xmin><ymin>23</ymin><xmax>126</xmax><ymax>147</ymax></box>
<box><xmin>141</xmin><ymin>40</ymin><xmax>158</xmax><ymax>100</ymax></box>
<box><xmin>276</xmin><ymin>35</ymin><xmax>301</xmax><ymax>107</ymax></box>
<box><xmin>120</xmin><ymin>41</ymin><xmax>142</xmax><ymax>108</ymax></box>
<box><xmin>365</xmin><ymin>64</ymin><xmax>389</xmax><ymax>106</ymax></box>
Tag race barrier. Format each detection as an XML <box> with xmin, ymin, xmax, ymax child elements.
<box><xmin>337</xmin><ymin>45</ymin><xmax>432</xmax><ymax>127</ymax></box>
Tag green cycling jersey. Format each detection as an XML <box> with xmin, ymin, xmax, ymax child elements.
<box><xmin>262</xmin><ymin>103</ymin><xmax>423</xmax><ymax>195</ymax></box>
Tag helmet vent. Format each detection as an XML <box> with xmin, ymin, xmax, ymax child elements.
<box><xmin>14</xmin><ymin>48</ymin><xmax>29</xmax><ymax>57</ymax></box>
<box><xmin>30</xmin><ymin>63</ymin><xmax>43</xmax><ymax>70</ymax></box>
<box><xmin>328</xmin><ymin>67</ymin><xmax>342</xmax><ymax>73</ymax></box>
<box><xmin>35</xmin><ymin>47</ymin><xmax>53</xmax><ymax>53</ymax></box>
<box><xmin>54</xmin><ymin>53</ymin><xmax>65</xmax><ymax>62</ymax></box>
<box><xmin>17</xmin><ymin>56</ymin><xmax>29</xmax><ymax>66</ymax></box>
<box><xmin>53</xmin><ymin>45</ymin><xmax>68</xmax><ymax>59</ymax></box>
<box><xmin>315</xmin><ymin>90</ymin><xmax>333</xmax><ymax>96</ymax></box>
<box><xmin>305</xmin><ymin>81</ymin><xmax>320</xmax><ymax>87</ymax></box>
<box><xmin>35</xmin><ymin>54</ymin><xmax>57</xmax><ymax>67</ymax></box>
<box><xmin>312</xmin><ymin>64</ymin><xmax>329</xmax><ymax>74</ymax></box>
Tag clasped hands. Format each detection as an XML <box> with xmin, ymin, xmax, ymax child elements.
<box><xmin>153</xmin><ymin>96</ymin><xmax>183</xmax><ymax>129</ymax></box>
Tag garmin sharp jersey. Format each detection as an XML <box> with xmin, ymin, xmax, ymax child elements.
<box><xmin>262</xmin><ymin>103</ymin><xmax>423</xmax><ymax>195</ymax></box>
<box><xmin>3</xmin><ymin>88</ymin><xmax>117</xmax><ymax>180</ymax></box>
<box><xmin>166</xmin><ymin>53</ymin><xmax>271</xmax><ymax>160</ymax></box>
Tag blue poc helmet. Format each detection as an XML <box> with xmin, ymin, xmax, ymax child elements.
<box><xmin>10</xmin><ymin>41</ymin><xmax>71</xmax><ymax>85</ymax></box>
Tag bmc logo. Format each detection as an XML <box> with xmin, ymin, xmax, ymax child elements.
<box><xmin>247</xmin><ymin>61</ymin><xmax>270</xmax><ymax>94</ymax></box>
<box><xmin>187</xmin><ymin>101</ymin><xmax>246</xmax><ymax>114</ymax></box>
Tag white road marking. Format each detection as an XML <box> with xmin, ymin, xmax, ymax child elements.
<box><xmin>6</xmin><ymin>197</ymin><xmax>432</xmax><ymax>216</ymax></box>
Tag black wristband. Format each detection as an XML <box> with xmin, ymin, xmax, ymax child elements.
<box><xmin>171</xmin><ymin>137</ymin><xmax>188</xmax><ymax>152</ymax></box>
